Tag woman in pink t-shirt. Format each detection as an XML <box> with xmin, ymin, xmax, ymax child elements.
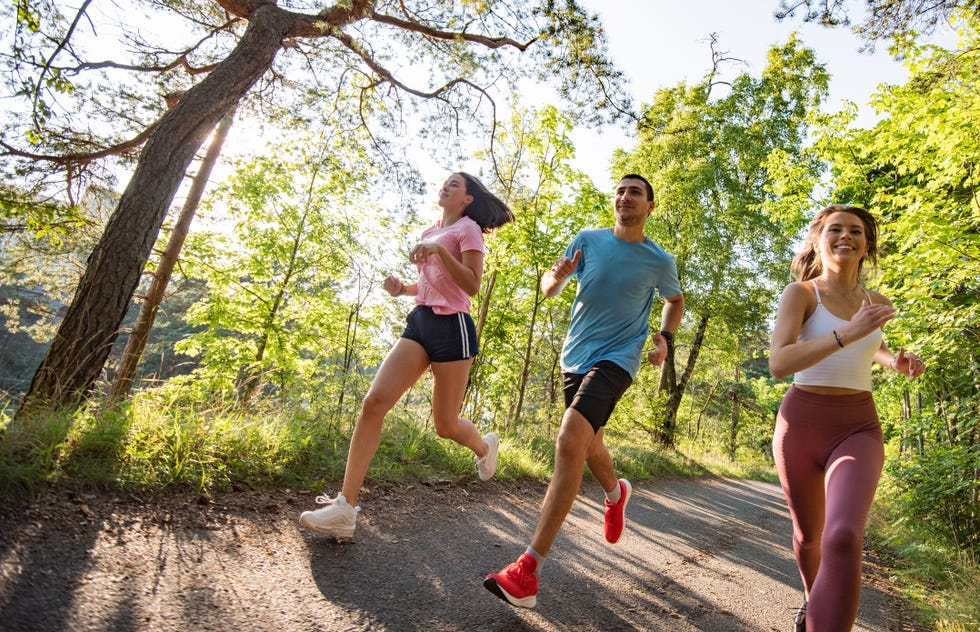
<box><xmin>300</xmin><ymin>172</ymin><xmax>514</xmax><ymax>539</ymax></box>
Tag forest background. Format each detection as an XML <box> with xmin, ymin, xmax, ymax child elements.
<box><xmin>0</xmin><ymin>1</ymin><xmax>977</xmax><ymax>629</ymax></box>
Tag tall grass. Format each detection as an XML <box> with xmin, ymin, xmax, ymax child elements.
<box><xmin>0</xmin><ymin>390</ymin><xmax>765</xmax><ymax>498</ymax></box>
<box><xmin>867</xmin><ymin>504</ymin><xmax>980</xmax><ymax>632</ymax></box>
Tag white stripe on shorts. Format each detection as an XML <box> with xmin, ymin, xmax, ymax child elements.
<box><xmin>457</xmin><ymin>312</ymin><xmax>469</xmax><ymax>358</ymax></box>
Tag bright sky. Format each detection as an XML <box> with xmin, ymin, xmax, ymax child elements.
<box><xmin>567</xmin><ymin>1</ymin><xmax>954</xmax><ymax>187</ymax></box>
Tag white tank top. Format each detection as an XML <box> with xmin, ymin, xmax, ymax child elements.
<box><xmin>793</xmin><ymin>280</ymin><xmax>882</xmax><ymax>391</ymax></box>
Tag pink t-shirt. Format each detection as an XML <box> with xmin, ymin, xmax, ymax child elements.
<box><xmin>415</xmin><ymin>216</ymin><xmax>485</xmax><ymax>315</ymax></box>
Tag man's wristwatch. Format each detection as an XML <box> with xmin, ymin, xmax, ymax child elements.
<box><xmin>659</xmin><ymin>330</ymin><xmax>674</xmax><ymax>344</ymax></box>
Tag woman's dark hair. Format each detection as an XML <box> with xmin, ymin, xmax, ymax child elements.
<box><xmin>457</xmin><ymin>172</ymin><xmax>515</xmax><ymax>233</ymax></box>
<box><xmin>791</xmin><ymin>204</ymin><xmax>880</xmax><ymax>282</ymax></box>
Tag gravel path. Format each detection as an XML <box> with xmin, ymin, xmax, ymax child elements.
<box><xmin>0</xmin><ymin>477</ymin><xmax>923</xmax><ymax>631</ymax></box>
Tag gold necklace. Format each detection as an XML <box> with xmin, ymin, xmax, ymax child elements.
<box><xmin>819</xmin><ymin>280</ymin><xmax>861</xmax><ymax>298</ymax></box>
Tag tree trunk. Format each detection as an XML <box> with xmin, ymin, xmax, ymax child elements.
<box><xmin>16</xmin><ymin>6</ymin><xmax>289</xmax><ymax>417</ymax></box>
<box><xmin>727</xmin><ymin>365</ymin><xmax>741</xmax><ymax>459</ymax></box>
<box><xmin>466</xmin><ymin>267</ymin><xmax>497</xmax><ymax>419</ymax></box>
<box><xmin>475</xmin><ymin>268</ymin><xmax>496</xmax><ymax>341</ymax></box>
<box><xmin>109</xmin><ymin>108</ymin><xmax>237</xmax><ymax>402</ymax></box>
<box><xmin>337</xmin><ymin>298</ymin><xmax>363</xmax><ymax>413</ymax></box>
<box><xmin>511</xmin><ymin>275</ymin><xmax>542</xmax><ymax>427</ymax></box>
<box><xmin>658</xmin><ymin>314</ymin><xmax>709</xmax><ymax>447</ymax></box>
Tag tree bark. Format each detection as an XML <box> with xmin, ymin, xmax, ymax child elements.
<box><xmin>658</xmin><ymin>314</ymin><xmax>709</xmax><ymax>447</ymax></box>
<box><xmin>512</xmin><ymin>275</ymin><xmax>543</xmax><ymax>427</ymax></box>
<box><xmin>727</xmin><ymin>365</ymin><xmax>741</xmax><ymax>459</ymax></box>
<box><xmin>475</xmin><ymin>268</ymin><xmax>496</xmax><ymax>341</ymax></box>
<box><xmin>109</xmin><ymin>108</ymin><xmax>237</xmax><ymax>403</ymax></box>
<box><xmin>17</xmin><ymin>6</ymin><xmax>290</xmax><ymax>417</ymax></box>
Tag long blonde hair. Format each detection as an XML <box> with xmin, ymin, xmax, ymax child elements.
<box><xmin>790</xmin><ymin>205</ymin><xmax>879</xmax><ymax>282</ymax></box>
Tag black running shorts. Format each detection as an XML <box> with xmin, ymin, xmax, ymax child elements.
<box><xmin>562</xmin><ymin>360</ymin><xmax>633</xmax><ymax>433</ymax></box>
<box><xmin>401</xmin><ymin>305</ymin><xmax>478</xmax><ymax>362</ymax></box>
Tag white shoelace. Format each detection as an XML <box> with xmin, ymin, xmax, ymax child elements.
<box><xmin>313</xmin><ymin>494</ymin><xmax>360</xmax><ymax>512</ymax></box>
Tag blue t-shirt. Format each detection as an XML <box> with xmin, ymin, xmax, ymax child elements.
<box><xmin>561</xmin><ymin>228</ymin><xmax>682</xmax><ymax>379</ymax></box>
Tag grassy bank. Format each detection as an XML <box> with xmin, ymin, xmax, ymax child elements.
<box><xmin>0</xmin><ymin>392</ymin><xmax>775</xmax><ymax>496</ymax></box>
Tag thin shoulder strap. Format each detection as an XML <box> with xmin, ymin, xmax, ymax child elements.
<box><xmin>809</xmin><ymin>279</ymin><xmax>822</xmax><ymax>304</ymax></box>
<box><xmin>862</xmin><ymin>288</ymin><xmax>874</xmax><ymax>304</ymax></box>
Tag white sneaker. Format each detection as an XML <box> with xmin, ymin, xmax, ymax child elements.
<box><xmin>475</xmin><ymin>432</ymin><xmax>499</xmax><ymax>481</ymax></box>
<box><xmin>299</xmin><ymin>493</ymin><xmax>359</xmax><ymax>537</ymax></box>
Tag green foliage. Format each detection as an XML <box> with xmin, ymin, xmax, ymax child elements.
<box><xmin>173</xmin><ymin>128</ymin><xmax>392</xmax><ymax>410</ymax></box>
<box><xmin>868</xmin><ymin>498</ymin><xmax>980</xmax><ymax>631</ymax></box>
<box><xmin>15</xmin><ymin>0</ymin><xmax>42</xmax><ymax>33</ymax></box>
<box><xmin>1</xmin><ymin>0</ymin><xmax>630</xmax><ymax>207</ymax></box>
<box><xmin>0</xmin><ymin>185</ymin><xmax>111</xmax><ymax>317</ymax></box>
<box><xmin>0</xmin><ymin>184</ymin><xmax>205</xmax><ymax>400</ymax></box>
<box><xmin>0</xmin><ymin>183</ymin><xmax>88</xmax><ymax>239</ymax></box>
<box><xmin>0</xmin><ymin>390</ymin><xmax>765</xmax><ymax>499</ymax></box>
<box><xmin>121</xmin><ymin>399</ymin><xmax>315</xmax><ymax>494</ymax></box>
<box><xmin>883</xmin><ymin>440</ymin><xmax>979</xmax><ymax>552</ymax></box>
<box><xmin>0</xmin><ymin>405</ymin><xmax>73</xmax><ymax>495</ymax></box>
<box><xmin>3</xmin><ymin>0</ymin><xmax>638</xmax><ymax>414</ymax></box>
<box><xmin>534</xmin><ymin>0</ymin><xmax>632</xmax><ymax>122</ymax></box>
<box><xmin>610</xmin><ymin>35</ymin><xmax>827</xmax><ymax>445</ymax></box>
<box><xmin>464</xmin><ymin>105</ymin><xmax>606</xmax><ymax>429</ymax></box>
<box><xmin>776</xmin><ymin>0</ymin><xmax>980</xmax><ymax>46</ymax></box>
<box><xmin>9</xmin><ymin>0</ymin><xmax>67</xmax><ymax>133</ymax></box>
<box><xmin>813</xmin><ymin>15</ymin><xmax>980</xmax><ymax>557</ymax></box>
<box><xmin>0</xmin><ymin>393</ymin><xmax>344</xmax><ymax>495</ymax></box>
<box><xmin>0</xmin><ymin>186</ymin><xmax>118</xmax><ymax>401</ymax></box>
<box><xmin>621</xmin><ymin>34</ymin><xmax>827</xmax><ymax>321</ymax></box>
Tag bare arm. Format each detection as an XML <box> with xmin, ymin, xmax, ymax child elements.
<box><xmin>659</xmin><ymin>294</ymin><xmax>684</xmax><ymax>334</ymax></box>
<box><xmin>541</xmin><ymin>249</ymin><xmax>581</xmax><ymax>298</ymax></box>
<box><xmin>383</xmin><ymin>274</ymin><xmax>417</xmax><ymax>297</ymax></box>
<box><xmin>871</xmin><ymin>293</ymin><xmax>927</xmax><ymax>381</ymax></box>
<box><xmin>410</xmin><ymin>242</ymin><xmax>483</xmax><ymax>296</ymax></box>
<box><xmin>647</xmin><ymin>294</ymin><xmax>684</xmax><ymax>366</ymax></box>
<box><xmin>768</xmin><ymin>283</ymin><xmax>896</xmax><ymax>379</ymax></box>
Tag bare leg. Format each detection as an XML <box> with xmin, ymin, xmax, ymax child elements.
<box><xmin>585</xmin><ymin>427</ymin><xmax>618</xmax><ymax>493</ymax></box>
<box><xmin>429</xmin><ymin>358</ymin><xmax>489</xmax><ymax>456</ymax></box>
<box><xmin>529</xmin><ymin>408</ymin><xmax>596</xmax><ymax>557</ymax></box>
<box><xmin>341</xmin><ymin>338</ymin><xmax>429</xmax><ymax>505</ymax></box>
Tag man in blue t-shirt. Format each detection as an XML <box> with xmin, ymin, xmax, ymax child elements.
<box><xmin>484</xmin><ymin>174</ymin><xmax>685</xmax><ymax>609</ymax></box>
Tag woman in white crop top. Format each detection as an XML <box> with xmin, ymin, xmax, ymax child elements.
<box><xmin>769</xmin><ymin>205</ymin><xmax>926</xmax><ymax>632</ymax></box>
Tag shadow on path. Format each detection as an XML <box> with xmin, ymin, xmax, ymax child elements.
<box><xmin>308</xmin><ymin>478</ymin><xmax>917</xmax><ymax>631</ymax></box>
<box><xmin>0</xmin><ymin>479</ymin><xmax>923</xmax><ymax>631</ymax></box>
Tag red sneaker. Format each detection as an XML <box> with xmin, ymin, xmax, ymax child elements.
<box><xmin>604</xmin><ymin>478</ymin><xmax>632</xmax><ymax>543</ymax></box>
<box><xmin>483</xmin><ymin>553</ymin><xmax>538</xmax><ymax>608</ymax></box>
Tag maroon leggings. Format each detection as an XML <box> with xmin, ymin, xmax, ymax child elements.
<box><xmin>772</xmin><ymin>385</ymin><xmax>883</xmax><ymax>632</ymax></box>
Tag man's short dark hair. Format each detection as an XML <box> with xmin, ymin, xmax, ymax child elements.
<box><xmin>619</xmin><ymin>174</ymin><xmax>654</xmax><ymax>202</ymax></box>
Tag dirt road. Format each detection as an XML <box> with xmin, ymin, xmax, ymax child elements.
<box><xmin>0</xmin><ymin>478</ymin><xmax>922</xmax><ymax>631</ymax></box>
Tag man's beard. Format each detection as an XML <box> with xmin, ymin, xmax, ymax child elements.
<box><xmin>617</xmin><ymin>211</ymin><xmax>645</xmax><ymax>227</ymax></box>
